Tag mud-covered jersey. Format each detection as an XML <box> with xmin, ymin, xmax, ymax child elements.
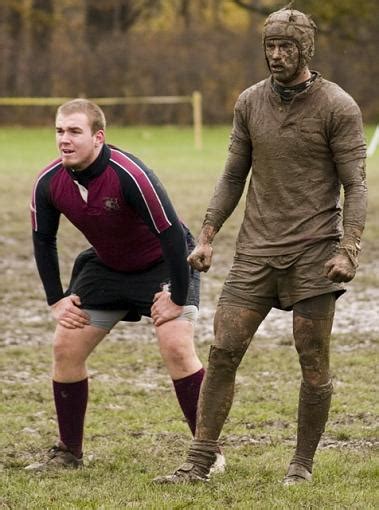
<box><xmin>204</xmin><ymin>73</ymin><xmax>367</xmax><ymax>256</ymax></box>
<box><xmin>31</xmin><ymin>144</ymin><xmax>189</xmax><ymax>305</ymax></box>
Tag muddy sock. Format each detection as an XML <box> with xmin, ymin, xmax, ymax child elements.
<box><xmin>173</xmin><ymin>368</ymin><xmax>205</xmax><ymax>435</ymax></box>
<box><xmin>53</xmin><ymin>379</ymin><xmax>88</xmax><ymax>458</ymax></box>
<box><xmin>291</xmin><ymin>379</ymin><xmax>333</xmax><ymax>473</ymax></box>
<box><xmin>185</xmin><ymin>439</ymin><xmax>219</xmax><ymax>476</ymax></box>
<box><xmin>196</xmin><ymin>346</ymin><xmax>242</xmax><ymax>440</ymax></box>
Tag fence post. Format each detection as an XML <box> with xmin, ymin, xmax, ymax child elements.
<box><xmin>192</xmin><ymin>91</ymin><xmax>203</xmax><ymax>150</ymax></box>
<box><xmin>367</xmin><ymin>124</ymin><xmax>379</xmax><ymax>157</ymax></box>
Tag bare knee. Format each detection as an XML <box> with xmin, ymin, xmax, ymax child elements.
<box><xmin>163</xmin><ymin>338</ymin><xmax>196</xmax><ymax>366</ymax></box>
<box><xmin>53</xmin><ymin>332</ymin><xmax>85</xmax><ymax>369</ymax></box>
<box><xmin>52</xmin><ymin>325</ymin><xmax>105</xmax><ymax>381</ymax></box>
<box><xmin>156</xmin><ymin>320</ymin><xmax>202</xmax><ymax>378</ymax></box>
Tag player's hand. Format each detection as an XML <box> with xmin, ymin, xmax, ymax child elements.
<box><xmin>151</xmin><ymin>291</ymin><xmax>183</xmax><ymax>327</ymax></box>
<box><xmin>50</xmin><ymin>294</ymin><xmax>90</xmax><ymax>329</ymax></box>
<box><xmin>187</xmin><ymin>244</ymin><xmax>213</xmax><ymax>272</ymax></box>
<box><xmin>324</xmin><ymin>254</ymin><xmax>356</xmax><ymax>283</ymax></box>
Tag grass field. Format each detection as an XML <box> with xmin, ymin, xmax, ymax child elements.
<box><xmin>0</xmin><ymin>125</ymin><xmax>378</xmax><ymax>509</ymax></box>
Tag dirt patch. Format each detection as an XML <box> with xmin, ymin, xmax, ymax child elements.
<box><xmin>1</xmin><ymin>240</ymin><xmax>378</xmax><ymax>347</ymax></box>
<box><xmin>223</xmin><ymin>434</ymin><xmax>378</xmax><ymax>451</ymax></box>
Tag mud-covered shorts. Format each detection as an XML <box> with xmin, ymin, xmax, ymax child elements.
<box><xmin>218</xmin><ymin>240</ymin><xmax>345</xmax><ymax>315</ymax></box>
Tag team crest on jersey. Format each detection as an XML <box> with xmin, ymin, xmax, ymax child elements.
<box><xmin>103</xmin><ymin>197</ymin><xmax>120</xmax><ymax>211</ymax></box>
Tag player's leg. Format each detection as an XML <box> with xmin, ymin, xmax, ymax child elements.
<box><xmin>155</xmin><ymin>309</ymin><xmax>203</xmax><ymax>436</ymax></box>
<box><xmin>26</xmin><ymin>309</ymin><xmax>124</xmax><ymax>471</ymax></box>
<box><xmin>153</xmin><ymin>254</ymin><xmax>274</xmax><ymax>483</ymax></box>
<box><xmin>196</xmin><ymin>305</ymin><xmax>266</xmax><ymax>441</ymax></box>
<box><xmin>154</xmin><ymin>304</ymin><xmax>267</xmax><ymax>483</ymax></box>
<box><xmin>284</xmin><ymin>293</ymin><xmax>336</xmax><ymax>484</ymax></box>
<box><xmin>53</xmin><ymin>323</ymin><xmax>107</xmax><ymax>382</ymax></box>
<box><xmin>51</xmin><ymin>323</ymin><xmax>108</xmax><ymax>456</ymax></box>
<box><xmin>155</xmin><ymin>308</ymin><xmax>201</xmax><ymax>380</ymax></box>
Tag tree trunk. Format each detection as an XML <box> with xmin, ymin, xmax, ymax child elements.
<box><xmin>51</xmin><ymin>0</ymin><xmax>86</xmax><ymax>97</ymax></box>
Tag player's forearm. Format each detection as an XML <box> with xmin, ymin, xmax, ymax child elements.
<box><xmin>202</xmin><ymin>151</ymin><xmax>251</xmax><ymax>232</ymax></box>
<box><xmin>33</xmin><ymin>231</ymin><xmax>64</xmax><ymax>305</ymax></box>
<box><xmin>197</xmin><ymin>224</ymin><xmax>217</xmax><ymax>246</ymax></box>
<box><xmin>338</xmin><ymin>159</ymin><xmax>368</xmax><ymax>264</ymax></box>
<box><xmin>159</xmin><ymin>223</ymin><xmax>189</xmax><ymax>306</ymax></box>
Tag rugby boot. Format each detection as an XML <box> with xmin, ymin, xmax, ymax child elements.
<box><xmin>153</xmin><ymin>439</ymin><xmax>220</xmax><ymax>484</ymax></box>
<box><xmin>25</xmin><ymin>443</ymin><xmax>83</xmax><ymax>471</ymax></box>
<box><xmin>282</xmin><ymin>463</ymin><xmax>312</xmax><ymax>485</ymax></box>
<box><xmin>153</xmin><ymin>461</ymin><xmax>211</xmax><ymax>484</ymax></box>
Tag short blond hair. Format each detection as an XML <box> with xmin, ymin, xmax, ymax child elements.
<box><xmin>56</xmin><ymin>99</ymin><xmax>106</xmax><ymax>134</ymax></box>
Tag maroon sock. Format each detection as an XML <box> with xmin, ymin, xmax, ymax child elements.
<box><xmin>53</xmin><ymin>379</ymin><xmax>88</xmax><ymax>458</ymax></box>
<box><xmin>173</xmin><ymin>368</ymin><xmax>205</xmax><ymax>436</ymax></box>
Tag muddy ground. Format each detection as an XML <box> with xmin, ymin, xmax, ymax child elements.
<box><xmin>1</xmin><ymin>233</ymin><xmax>378</xmax><ymax>455</ymax></box>
<box><xmin>1</xmin><ymin>234</ymin><xmax>378</xmax><ymax>347</ymax></box>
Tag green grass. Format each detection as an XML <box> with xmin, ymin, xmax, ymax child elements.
<box><xmin>0</xmin><ymin>125</ymin><xmax>378</xmax><ymax>509</ymax></box>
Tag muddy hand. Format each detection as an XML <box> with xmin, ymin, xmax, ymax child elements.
<box><xmin>324</xmin><ymin>254</ymin><xmax>356</xmax><ymax>283</ymax></box>
<box><xmin>50</xmin><ymin>294</ymin><xmax>90</xmax><ymax>329</ymax></box>
<box><xmin>187</xmin><ymin>244</ymin><xmax>213</xmax><ymax>272</ymax></box>
<box><xmin>151</xmin><ymin>291</ymin><xmax>183</xmax><ymax>327</ymax></box>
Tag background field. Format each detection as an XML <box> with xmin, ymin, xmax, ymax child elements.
<box><xmin>0</xmin><ymin>126</ymin><xmax>378</xmax><ymax>509</ymax></box>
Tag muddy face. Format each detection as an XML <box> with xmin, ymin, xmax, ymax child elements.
<box><xmin>265</xmin><ymin>39</ymin><xmax>300</xmax><ymax>85</ymax></box>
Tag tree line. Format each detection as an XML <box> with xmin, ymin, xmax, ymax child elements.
<box><xmin>0</xmin><ymin>0</ymin><xmax>377</xmax><ymax>124</ymax></box>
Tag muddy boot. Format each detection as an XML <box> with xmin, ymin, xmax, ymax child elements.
<box><xmin>283</xmin><ymin>463</ymin><xmax>312</xmax><ymax>485</ymax></box>
<box><xmin>284</xmin><ymin>379</ymin><xmax>333</xmax><ymax>484</ymax></box>
<box><xmin>25</xmin><ymin>443</ymin><xmax>83</xmax><ymax>471</ymax></box>
<box><xmin>153</xmin><ymin>439</ymin><xmax>219</xmax><ymax>484</ymax></box>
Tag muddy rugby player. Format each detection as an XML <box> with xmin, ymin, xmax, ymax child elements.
<box><xmin>155</xmin><ymin>6</ymin><xmax>367</xmax><ymax>485</ymax></box>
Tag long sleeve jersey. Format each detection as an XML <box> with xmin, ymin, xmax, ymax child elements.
<box><xmin>204</xmin><ymin>73</ymin><xmax>367</xmax><ymax>255</ymax></box>
<box><xmin>31</xmin><ymin>144</ymin><xmax>189</xmax><ymax>305</ymax></box>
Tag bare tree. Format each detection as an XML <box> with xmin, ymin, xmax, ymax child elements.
<box><xmin>50</xmin><ymin>0</ymin><xmax>86</xmax><ymax>96</ymax></box>
<box><xmin>86</xmin><ymin>0</ymin><xmax>162</xmax><ymax>35</ymax></box>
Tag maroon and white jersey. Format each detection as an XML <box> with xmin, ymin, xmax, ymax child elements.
<box><xmin>31</xmin><ymin>144</ymin><xmax>189</xmax><ymax>305</ymax></box>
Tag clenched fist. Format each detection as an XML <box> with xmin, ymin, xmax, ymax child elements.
<box><xmin>324</xmin><ymin>253</ymin><xmax>356</xmax><ymax>283</ymax></box>
<box><xmin>187</xmin><ymin>244</ymin><xmax>213</xmax><ymax>272</ymax></box>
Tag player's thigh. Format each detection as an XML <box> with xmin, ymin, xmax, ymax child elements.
<box><xmin>219</xmin><ymin>253</ymin><xmax>277</xmax><ymax>313</ymax></box>
<box><xmin>53</xmin><ymin>324</ymin><xmax>108</xmax><ymax>362</ymax></box>
<box><xmin>292</xmin><ymin>293</ymin><xmax>336</xmax><ymax>347</ymax></box>
<box><xmin>214</xmin><ymin>305</ymin><xmax>267</xmax><ymax>352</ymax></box>
<box><xmin>155</xmin><ymin>313</ymin><xmax>197</xmax><ymax>359</ymax></box>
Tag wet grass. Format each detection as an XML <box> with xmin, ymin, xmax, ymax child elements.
<box><xmin>0</xmin><ymin>336</ymin><xmax>377</xmax><ymax>509</ymax></box>
<box><xmin>0</xmin><ymin>125</ymin><xmax>378</xmax><ymax>508</ymax></box>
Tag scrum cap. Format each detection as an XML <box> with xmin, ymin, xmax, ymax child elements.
<box><xmin>263</xmin><ymin>7</ymin><xmax>317</xmax><ymax>67</ymax></box>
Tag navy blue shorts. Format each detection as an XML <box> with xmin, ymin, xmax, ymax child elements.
<box><xmin>65</xmin><ymin>235</ymin><xmax>200</xmax><ymax>323</ymax></box>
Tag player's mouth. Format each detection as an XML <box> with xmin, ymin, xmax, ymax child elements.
<box><xmin>270</xmin><ymin>64</ymin><xmax>284</xmax><ymax>72</ymax></box>
<box><xmin>61</xmin><ymin>148</ymin><xmax>75</xmax><ymax>155</ymax></box>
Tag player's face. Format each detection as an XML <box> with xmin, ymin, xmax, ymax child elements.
<box><xmin>55</xmin><ymin>112</ymin><xmax>104</xmax><ymax>171</ymax></box>
<box><xmin>265</xmin><ymin>39</ymin><xmax>301</xmax><ymax>85</ymax></box>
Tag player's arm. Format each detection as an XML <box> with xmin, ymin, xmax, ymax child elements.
<box><xmin>151</xmin><ymin>222</ymin><xmax>190</xmax><ymax>326</ymax></box>
<box><xmin>189</xmin><ymin>94</ymin><xmax>252</xmax><ymax>272</ymax></box>
<box><xmin>31</xmin><ymin>178</ymin><xmax>89</xmax><ymax>328</ymax></box>
<box><xmin>31</xmin><ymin>177</ymin><xmax>64</xmax><ymax>305</ymax></box>
<box><xmin>324</xmin><ymin>99</ymin><xmax>368</xmax><ymax>282</ymax></box>
<box><xmin>117</xmin><ymin>156</ymin><xmax>189</xmax><ymax>323</ymax></box>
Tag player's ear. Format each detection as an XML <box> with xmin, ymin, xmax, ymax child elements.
<box><xmin>95</xmin><ymin>129</ymin><xmax>105</xmax><ymax>146</ymax></box>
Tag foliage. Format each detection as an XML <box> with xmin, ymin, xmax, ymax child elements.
<box><xmin>0</xmin><ymin>1</ymin><xmax>378</xmax><ymax>123</ymax></box>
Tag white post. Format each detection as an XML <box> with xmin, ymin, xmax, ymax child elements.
<box><xmin>192</xmin><ymin>91</ymin><xmax>203</xmax><ymax>150</ymax></box>
<box><xmin>367</xmin><ymin>125</ymin><xmax>379</xmax><ymax>157</ymax></box>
